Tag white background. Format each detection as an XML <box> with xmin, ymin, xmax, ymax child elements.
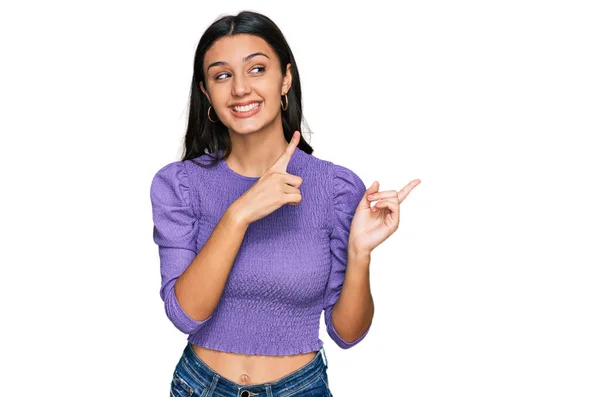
<box><xmin>1</xmin><ymin>1</ymin><xmax>599</xmax><ymax>396</ymax></box>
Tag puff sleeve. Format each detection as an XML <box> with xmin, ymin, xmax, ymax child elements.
<box><xmin>150</xmin><ymin>161</ymin><xmax>212</xmax><ymax>334</ymax></box>
<box><xmin>323</xmin><ymin>164</ymin><xmax>372</xmax><ymax>349</ymax></box>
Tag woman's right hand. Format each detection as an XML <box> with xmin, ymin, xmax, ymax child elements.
<box><xmin>233</xmin><ymin>130</ymin><xmax>303</xmax><ymax>225</ymax></box>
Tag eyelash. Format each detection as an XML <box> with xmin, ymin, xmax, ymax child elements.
<box><xmin>214</xmin><ymin>66</ymin><xmax>265</xmax><ymax>81</ymax></box>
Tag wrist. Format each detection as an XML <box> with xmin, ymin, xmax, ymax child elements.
<box><xmin>348</xmin><ymin>237</ymin><xmax>371</xmax><ymax>260</ymax></box>
<box><xmin>348</xmin><ymin>246</ymin><xmax>371</xmax><ymax>265</ymax></box>
<box><xmin>225</xmin><ymin>202</ymin><xmax>250</xmax><ymax>228</ymax></box>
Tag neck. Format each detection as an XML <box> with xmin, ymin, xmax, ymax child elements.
<box><xmin>225</xmin><ymin>116</ymin><xmax>290</xmax><ymax>177</ymax></box>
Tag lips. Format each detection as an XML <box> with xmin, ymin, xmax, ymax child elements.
<box><xmin>229</xmin><ymin>100</ymin><xmax>262</xmax><ymax>109</ymax></box>
<box><xmin>229</xmin><ymin>101</ymin><xmax>262</xmax><ymax>118</ymax></box>
<box><xmin>231</xmin><ymin>101</ymin><xmax>262</xmax><ymax>112</ymax></box>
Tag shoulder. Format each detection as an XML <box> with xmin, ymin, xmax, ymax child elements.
<box><xmin>331</xmin><ymin>163</ymin><xmax>365</xmax><ymax>193</ymax></box>
<box><xmin>307</xmin><ymin>153</ymin><xmax>366</xmax><ymax>222</ymax></box>
<box><xmin>151</xmin><ymin>160</ymin><xmax>189</xmax><ymax>187</ymax></box>
<box><xmin>150</xmin><ymin>160</ymin><xmax>192</xmax><ymax>206</ymax></box>
<box><xmin>150</xmin><ymin>152</ymin><xmax>226</xmax><ymax>203</ymax></box>
<box><xmin>151</xmin><ymin>153</ymin><xmax>219</xmax><ymax>188</ymax></box>
<box><xmin>315</xmin><ymin>157</ymin><xmax>367</xmax><ymax>235</ymax></box>
<box><xmin>330</xmin><ymin>162</ymin><xmax>366</xmax><ymax>216</ymax></box>
<box><xmin>293</xmin><ymin>149</ymin><xmax>341</xmax><ymax>179</ymax></box>
<box><xmin>300</xmin><ymin>149</ymin><xmax>362</xmax><ymax>180</ymax></box>
<box><xmin>310</xmin><ymin>153</ymin><xmax>366</xmax><ymax>199</ymax></box>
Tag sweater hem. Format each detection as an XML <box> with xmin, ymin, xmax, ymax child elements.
<box><xmin>187</xmin><ymin>336</ymin><xmax>324</xmax><ymax>356</ymax></box>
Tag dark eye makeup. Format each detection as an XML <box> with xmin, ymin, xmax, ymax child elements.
<box><xmin>214</xmin><ymin>66</ymin><xmax>266</xmax><ymax>81</ymax></box>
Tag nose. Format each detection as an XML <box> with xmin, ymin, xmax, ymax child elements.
<box><xmin>231</xmin><ymin>74</ymin><xmax>251</xmax><ymax>97</ymax></box>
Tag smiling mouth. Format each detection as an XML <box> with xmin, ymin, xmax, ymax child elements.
<box><xmin>231</xmin><ymin>101</ymin><xmax>262</xmax><ymax>113</ymax></box>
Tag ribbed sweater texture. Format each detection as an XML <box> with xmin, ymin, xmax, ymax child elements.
<box><xmin>149</xmin><ymin>147</ymin><xmax>371</xmax><ymax>355</ymax></box>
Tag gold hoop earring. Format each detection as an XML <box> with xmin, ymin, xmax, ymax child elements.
<box><xmin>208</xmin><ymin>105</ymin><xmax>218</xmax><ymax>123</ymax></box>
<box><xmin>281</xmin><ymin>93</ymin><xmax>289</xmax><ymax>111</ymax></box>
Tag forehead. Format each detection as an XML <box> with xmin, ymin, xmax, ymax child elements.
<box><xmin>204</xmin><ymin>34</ymin><xmax>275</xmax><ymax>67</ymax></box>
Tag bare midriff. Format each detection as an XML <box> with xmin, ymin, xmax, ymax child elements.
<box><xmin>191</xmin><ymin>344</ymin><xmax>318</xmax><ymax>386</ymax></box>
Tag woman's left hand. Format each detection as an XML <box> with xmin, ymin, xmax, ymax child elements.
<box><xmin>348</xmin><ymin>179</ymin><xmax>421</xmax><ymax>257</ymax></box>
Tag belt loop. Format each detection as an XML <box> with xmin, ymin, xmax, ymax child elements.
<box><xmin>320</xmin><ymin>346</ymin><xmax>328</xmax><ymax>369</ymax></box>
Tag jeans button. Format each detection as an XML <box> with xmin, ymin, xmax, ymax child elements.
<box><xmin>241</xmin><ymin>391</ymin><xmax>249</xmax><ymax>397</ymax></box>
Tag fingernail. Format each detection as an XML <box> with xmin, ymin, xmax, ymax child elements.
<box><xmin>367</xmin><ymin>195</ymin><xmax>374</xmax><ymax>200</ymax></box>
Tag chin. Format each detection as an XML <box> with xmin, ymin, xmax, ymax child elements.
<box><xmin>229</xmin><ymin>116</ymin><xmax>278</xmax><ymax>134</ymax></box>
<box><xmin>229</xmin><ymin>121</ymin><xmax>263</xmax><ymax>133</ymax></box>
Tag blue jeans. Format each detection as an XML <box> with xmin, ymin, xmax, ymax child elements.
<box><xmin>170</xmin><ymin>342</ymin><xmax>333</xmax><ymax>397</ymax></box>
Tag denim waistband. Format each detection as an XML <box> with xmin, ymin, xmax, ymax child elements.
<box><xmin>181</xmin><ymin>342</ymin><xmax>328</xmax><ymax>396</ymax></box>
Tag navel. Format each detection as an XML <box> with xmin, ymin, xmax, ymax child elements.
<box><xmin>239</xmin><ymin>373</ymin><xmax>250</xmax><ymax>384</ymax></box>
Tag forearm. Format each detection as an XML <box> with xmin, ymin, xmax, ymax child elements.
<box><xmin>331</xmin><ymin>250</ymin><xmax>375</xmax><ymax>342</ymax></box>
<box><xmin>175</xmin><ymin>202</ymin><xmax>249</xmax><ymax>321</ymax></box>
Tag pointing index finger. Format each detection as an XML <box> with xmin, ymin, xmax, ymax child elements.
<box><xmin>397</xmin><ymin>179</ymin><xmax>421</xmax><ymax>202</ymax></box>
<box><xmin>271</xmin><ymin>131</ymin><xmax>300</xmax><ymax>173</ymax></box>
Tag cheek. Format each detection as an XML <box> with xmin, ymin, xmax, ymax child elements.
<box><xmin>261</xmin><ymin>86</ymin><xmax>284</xmax><ymax>107</ymax></box>
<box><xmin>208</xmin><ymin>86</ymin><xmax>229</xmax><ymax>105</ymax></box>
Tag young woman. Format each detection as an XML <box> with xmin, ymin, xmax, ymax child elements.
<box><xmin>150</xmin><ymin>10</ymin><xmax>420</xmax><ymax>397</ymax></box>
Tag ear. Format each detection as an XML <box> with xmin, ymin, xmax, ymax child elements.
<box><xmin>281</xmin><ymin>63</ymin><xmax>292</xmax><ymax>95</ymax></box>
<box><xmin>200</xmin><ymin>81</ymin><xmax>211</xmax><ymax>104</ymax></box>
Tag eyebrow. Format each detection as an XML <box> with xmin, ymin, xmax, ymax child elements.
<box><xmin>206</xmin><ymin>52</ymin><xmax>270</xmax><ymax>73</ymax></box>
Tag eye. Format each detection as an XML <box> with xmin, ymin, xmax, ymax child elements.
<box><xmin>214</xmin><ymin>66</ymin><xmax>266</xmax><ymax>81</ymax></box>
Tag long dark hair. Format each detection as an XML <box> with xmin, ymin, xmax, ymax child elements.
<box><xmin>181</xmin><ymin>10</ymin><xmax>314</xmax><ymax>167</ymax></box>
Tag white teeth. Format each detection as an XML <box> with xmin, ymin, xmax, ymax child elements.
<box><xmin>233</xmin><ymin>102</ymin><xmax>260</xmax><ymax>112</ymax></box>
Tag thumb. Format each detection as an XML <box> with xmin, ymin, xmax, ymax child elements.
<box><xmin>359</xmin><ymin>181</ymin><xmax>379</xmax><ymax>209</ymax></box>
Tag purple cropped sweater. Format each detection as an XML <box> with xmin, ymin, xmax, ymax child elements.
<box><xmin>149</xmin><ymin>147</ymin><xmax>371</xmax><ymax>355</ymax></box>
